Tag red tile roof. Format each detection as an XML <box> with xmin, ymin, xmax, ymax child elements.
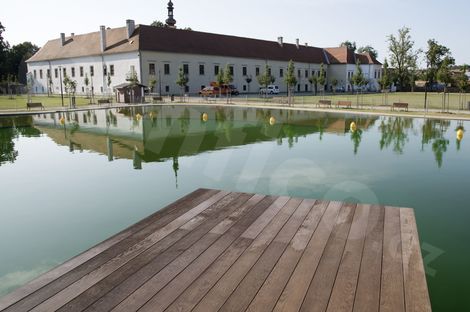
<box><xmin>325</xmin><ymin>47</ymin><xmax>381</xmax><ymax>65</ymax></box>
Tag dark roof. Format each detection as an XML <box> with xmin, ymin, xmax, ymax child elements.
<box><xmin>138</xmin><ymin>25</ymin><xmax>327</xmax><ymax>64</ymax></box>
<box><xmin>355</xmin><ymin>52</ymin><xmax>382</xmax><ymax>65</ymax></box>
<box><xmin>27</xmin><ymin>27</ymin><xmax>139</xmax><ymax>62</ymax></box>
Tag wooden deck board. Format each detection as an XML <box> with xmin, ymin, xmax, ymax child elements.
<box><xmin>0</xmin><ymin>189</ymin><xmax>431</xmax><ymax>312</ymax></box>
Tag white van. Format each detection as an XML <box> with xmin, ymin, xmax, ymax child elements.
<box><xmin>259</xmin><ymin>85</ymin><xmax>280</xmax><ymax>95</ymax></box>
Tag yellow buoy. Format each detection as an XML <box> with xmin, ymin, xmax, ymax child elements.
<box><xmin>202</xmin><ymin>113</ymin><xmax>209</xmax><ymax>122</ymax></box>
<box><xmin>269</xmin><ymin>116</ymin><xmax>276</xmax><ymax>126</ymax></box>
<box><xmin>59</xmin><ymin>117</ymin><xmax>65</xmax><ymax>125</ymax></box>
<box><xmin>135</xmin><ymin>113</ymin><xmax>142</xmax><ymax>120</ymax></box>
<box><xmin>457</xmin><ymin>129</ymin><xmax>464</xmax><ymax>141</ymax></box>
<box><xmin>149</xmin><ymin>112</ymin><xmax>155</xmax><ymax>118</ymax></box>
<box><xmin>350</xmin><ymin>121</ymin><xmax>357</xmax><ymax>132</ymax></box>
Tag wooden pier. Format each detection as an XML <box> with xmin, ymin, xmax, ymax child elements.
<box><xmin>0</xmin><ymin>188</ymin><xmax>431</xmax><ymax>312</ymax></box>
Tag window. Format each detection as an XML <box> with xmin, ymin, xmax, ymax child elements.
<box><xmin>149</xmin><ymin>63</ymin><xmax>156</xmax><ymax>75</ymax></box>
<box><xmin>164</xmin><ymin>64</ymin><xmax>170</xmax><ymax>75</ymax></box>
<box><xmin>110</xmin><ymin>65</ymin><xmax>114</xmax><ymax>76</ymax></box>
<box><xmin>214</xmin><ymin>65</ymin><xmax>219</xmax><ymax>75</ymax></box>
<box><xmin>229</xmin><ymin>66</ymin><xmax>234</xmax><ymax>75</ymax></box>
<box><xmin>103</xmin><ymin>66</ymin><xmax>107</xmax><ymax>76</ymax></box>
<box><xmin>297</xmin><ymin>84</ymin><xmax>301</xmax><ymax>92</ymax></box>
<box><xmin>243</xmin><ymin>85</ymin><xmax>247</xmax><ymax>91</ymax></box>
<box><xmin>100</xmin><ymin>86</ymin><xmax>103</xmax><ymax>93</ymax></box>
<box><xmin>268</xmin><ymin>68</ymin><xmax>272</xmax><ymax>76</ymax></box>
<box><xmin>374</xmin><ymin>71</ymin><xmax>377</xmax><ymax>79</ymax></box>
<box><xmin>305</xmin><ymin>70</ymin><xmax>308</xmax><ymax>78</ymax></box>
<box><xmin>55</xmin><ymin>68</ymin><xmax>58</xmax><ymax>78</ymax></box>
<box><xmin>305</xmin><ymin>84</ymin><xmax>308</xmax><ymax>92</ymax></box>
<box><xmin>183</xmin><ymin>64</ymin><xmax>189</xmax><ymax>75</ymax></box>
<box><xmin>165</xmin><ymin>85</ymin><xmax>170</xmax><ymax>92</ymax></box>
<box><xmin>63</xmin><ymin>68</ymin><xmax>66</xmax><ymax>77</ymax></box>
<box><xmin>256</xmin><ymin>67</ymin><xmax>260</xmax><ymax>76</ymax></box>
<box><xmin>90</xmin><ymin>66</ymin><xmax>94</xmax><ymax>77</ymax></box>
<box><xmin>39</xmin><ymin>70</ymin><xmax>43</xmax><ymax>79</ymax></box>
<box><xmin>47</xmin><ymin>69</ymin><xmax>51</xmax><ymax>78</ymax></box>
<box><xmin>79</xmin><ymin>66</ymin><xmax>84</xmax><ymax>77</ymax></box>
<box><xmin>184</xmin><ymin>85</ymin><xmax>189</xmax><ymax>92</ymax></box>
<box><xmin>71</xmin><ymin>67</ymin><xmax>75</xmax><ymax>77</ymax></box>
<box><xmin>297</xmin><ymin>70</ymin><xmax>301</xmax><ymax>78</ymax></box>
<box><xmin>82</xmin><ymin>87</ymin><xmax>84</xmax><ymax>93</ymax></box>
<box><xmin>242</xmin><ymin>66</ymin><xmax>247</xmax><ymax>76</ymax></box>
<box><xmin>33</xmin><ymin>70</ymin><xmax>37</xmax><ymax>79</ymax></box>
<box><xmin>280</xmin><ymin>68</ymin><xmax>284</xmax><ymax>78</ymax></box>
<box><xmin>312</xmin><ymin>70</ymin><xmax>315</xmax><ymax>77</ymax></box>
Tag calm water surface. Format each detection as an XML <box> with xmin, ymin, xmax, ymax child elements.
<box><xmin>0</xmin><ymin>105</ymin><xmax>469</xmax><ymax>311</ymax></box>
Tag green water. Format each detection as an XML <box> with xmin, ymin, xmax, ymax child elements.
<box><xmin>0</xmin><ymin>105</ymin><xmax>468</xmax><ymax>310</ymax></box>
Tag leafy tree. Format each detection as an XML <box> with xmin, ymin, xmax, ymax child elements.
<box><xmin>257</xmin><ymin>64</ymin><xmax>273</xmax><ymax>98</ymax></box>
<box><xmin>357</xmin><ymin>45</ymin><xmax>378</xmax><ymax>59</ymax></box>
<box><xmin>379</xmin><ymin>59</ymin><xmax>392</xmax><ymax>105</ymax></box>
<box><xmin>284</xmin><ymin>60</ymin><xmax>297</xmax><ymax>105</ymax></box>
<box><xmin>340</xmin><ymin>41</ymin><xmax>356</xmax><ymax>52</ymax></box>
<box><xmin>331</xmin><ymin>78</ymin><xmax>338</xmax><ymax>94</ymax></box>
<box><xmin>455</xmin><ymin>65</ymin><xmax>469</xmax><ymax>109</ymax></box>
<box><xmin>223</xmin><ymin>64</ymin><xmax>233</xmax><ymax>103</ymax></box>
<box><xmin>0</xmin><ymin>22</ymin><xmax>9</xmax><ymax>79</ymax></box>
<box><xmin>7</xmin><ymin>42</ymin><xmax>39</xmax><ymax>83</ymax></box>
<box><xmin>175</xmin><ymin>65</ymin><xmax>189</xmax><ymax>100</ymax></box>
<box><xmin>317</xmin><ymin>63</ymin><xmax>326</xmax><ymax>95</ymax></box>
<box><xmin>308</xmin><ymin>75</ymin><xmax>317</xmax><ymax>95</ymax></box>
<box><xmin>148</xmin><ymin>75</ymin><xmax>157</xmax><ymax>93</ymax></box>
<box><xmin>107</xmin><ymin>73</ymin><xmax>112</xmax><ymax>95</ymax></box>
<box><xmin>84</xmin><ymin>73</ymin><xmax>90</xmax><ymax>98</ymax></box>
<box><xmin>216</xmin><ymin>67</ymin><xmax>225</xmax><ymax>98</ymax></box>
<box><xmin>387</xmin><ymin>27</ymin><xmax>420</xmax><ymax>91</ymax></box>
<box><xmin>437</xmin><ymin>57</ymin><xmax>455</xmax><ymax>112</ymax></box>
<box><xmin>425</xmin><ymin>39</ymin><xmax>451</xmax><ymax>87</ymax></box>
<box><xmin>350</xmin><ymin>60</ymin><xmax>366</xmax><ymax>93</ymax></box>
<box><xmin>150</xmin><ymin>20</ymin><xmax>165</xmax><ymax>27</ymax></box>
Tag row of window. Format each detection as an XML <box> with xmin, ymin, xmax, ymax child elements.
<box><xmin>33</xmin><ymin>65</ymin><xmax>115</xmax><ymax>80</ymax></box>
<box><xmin>150</xmin><ymin>63</ymin><xmax>326</xmax><ymax>80</ymax></box>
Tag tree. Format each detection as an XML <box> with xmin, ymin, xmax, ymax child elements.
<box><xmin>257</xmin><ymin>64</ymin><xmax>273</xmax><ymax>98</ymax></box>
<box><xmin>284</xmin><ymin>60</ymin><xmax>297</xmax><ymax>106</ymax></box>
<box><xmin>150</xmin><ymin>20</ymin><xmax>165</xmax><ymax>27</ymax></box>
<box><xmin>216</xmin><ymin>67</ymin><xmax>224</xmax><ymax>98</ymax></box>
<box><xmin>379</xmin><ymin>59</ymin><xmax>392</xmax><ymax>105</ymax></box>
<box><xmin>175</xmin><ymin>65</ymin><xmax>188</xmax><ymax>100</ymax></box>
<box><xmin>84</xmin><ymin>73</ymin><xmax>90</xmax><ymax>99</ymax></box>
<box><xmin>223</xmin><ymin>64</ymin><xmax>233</xmax><ymax>103</ymax></box>
<box><xmin>350</xmin><ymin>60</ymin><xmax>366</xmax><ymax>107</ymax></box>
<box><xmin>317</xmin><ymin>63</ymin><xmax>326</xmax><ymax>96</ymax></box>
<box><xmin>7</xmin><ymin>42</ymin><xmax>39</xmax><ymax>83</ymax></box>
<box><xmin>387</xmin><ymin>27</ymin><xmax>420</xmax><ymax>91</ymax></box>
<box><xmin>357</xmin><ymin>45</ymin><xmax>378</xmax><ymax>59</ymax></box>
<box><xmin>437</xmin><ymin>57</ymin><xmax>455</xmax><ymax>112</ymax></box>
<box><xmin>107</xmin><ymin>73</ymin><xmax>112</xmax><ymax>95</ymax></box>
<box><xmin>0</xmin><ymin>22</ymin><xmax>9</xmax><ymax>79</ymax></box>
<box><xmin>340</xmin><ymin>41</ymin><xmax>356</xmax><ymax>52</ymax></box>
<box><xmin>331</xmin><ymin>78</ymin><xmax>338</xmax><ymax>94</ymax></box>
<box><xmin>308</xmin><ymin>75</ymin><xmax>317</xmax><ymax>95</ymax></box>
<box><xmin>148</xmin><ymin>75</ymin><xmax>157</xmax><ymax>93</ymax></box>
<box><xmin>455</xmin><ymin>65</ymin><xmax>469</xmax><ymax>109</ymax></box>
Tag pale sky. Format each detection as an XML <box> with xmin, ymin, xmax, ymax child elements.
<box><xmin>1</xmin><ymin>0</ymin><xmax>469</xmax><ymax>65</ymax></box>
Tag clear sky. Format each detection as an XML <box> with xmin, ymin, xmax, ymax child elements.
<box><xmin>1</xmin><ymin>0</ymin><xmax>469</xmax><ymax>66</ymax></box>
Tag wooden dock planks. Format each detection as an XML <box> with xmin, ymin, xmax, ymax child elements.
<box><xmin>0</xmin><ymin>189</ymin><xmax>432</xmax><ymax>312</ymax></box>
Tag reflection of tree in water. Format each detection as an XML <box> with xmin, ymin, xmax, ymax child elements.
<box><xmin>422</xmin><ymin>119</ymin><xmax>450</xmax><ymax>168</ymax></box>
<box><xmin>379</xmin><ymin>117</ymin><xmax>413</xmax><ymax>154</ymax></box>
<box><xmin>178</xmin><ymin>108</ymin><xmax>190</xmax><ymax>135</ymax></box>
<box><xmin>215</xmin><ymin>108</ymin><xmax>234</xmax><ymax>142</ymax></box>
<box><xmin>0</xmin><ymin>117</ymin><xmax>39</xmax><ymax>166</ymax></box>
<box><xmin>350</xmin><ymin>129</ymin><xmax>363</xmax><ymax>155</ymax></box>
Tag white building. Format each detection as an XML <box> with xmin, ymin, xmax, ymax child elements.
<box><xmin>27</xmin><ymin>2</ymin><xmax>382</xmax><ymax>98</ymax></box>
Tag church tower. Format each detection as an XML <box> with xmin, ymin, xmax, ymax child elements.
<box><xmin>165</xmin><ymin>1</ymin><xmax>176</xmax><ymax>28</ymax></box>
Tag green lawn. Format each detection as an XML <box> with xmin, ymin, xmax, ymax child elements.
<box><xmin>0</xmin><ymin>95</ymin><xmax>98</xmax><ymax>110</ymax></box>
<box><xmin>244</xmin><ymin>92</ymin><xmax>470</xmax><ymax>111</ymax></box>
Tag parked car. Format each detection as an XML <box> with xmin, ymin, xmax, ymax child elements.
<box><xmin>259</xmin><ymin>85</ymin><xmax>280</xmax><ymax>95</ymax></box>
<box><xmin>227</xmin><ymin>85</ymin><xmax>240</xmax><ymax>95</ymax></box>
<box><xmin>208</xmin><ymin>82</ymin><xmax>239</xmax><ymax>96</ymax></box>
<box><xmin>199</xmin><ymin>86</ymin><xmax>219</xmax><ymax>97</ymax></box>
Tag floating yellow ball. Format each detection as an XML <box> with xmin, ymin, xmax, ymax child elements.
<box><xmin>202</xmin><ymin>113</ymin><xmax>208</xmax><ymax>122</ymax></box>
<box><xmin>135</xmin><ymin>113</ymin><xmax>142</xmax><ymax>120</ymax></box>
<box><xmin>269</xmin><ymin>116</ymin><xmax>276</xmax><ymax>126</ymax></box>
<box><xmin>350</xmin><ymin>122</ymin><xmax>357</xmax><ymax>132</ymax></box>
<box><xmin>59</xmin><ymin>117</ymin><xmax>65</xmax><ymax>125</ymax></box>
<box><xmin>149</xmin><ymin>112</ymin><xmax>155</xmax><ymax>118</ymax></box>
<box><xmin>457</xmin><ymin>129</ymin><xmax>464</xmax><ymax>141</ymax></box>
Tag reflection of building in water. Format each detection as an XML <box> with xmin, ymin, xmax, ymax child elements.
<box><xmin>32</xmin><ymin>107</ymin><xmax>380</xmax><ymax>177</ymax></box>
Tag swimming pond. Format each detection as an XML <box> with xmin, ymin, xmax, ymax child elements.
<box><xmin>0</xmin><ymin>105</ymin><xmax>468</xmax><ymax>310</ymax></box>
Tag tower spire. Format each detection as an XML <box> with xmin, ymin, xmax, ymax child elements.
<box><xmin>166</xmin><ymin>0</ymin><xmax>176</xmax><ymax>28</ymax></box>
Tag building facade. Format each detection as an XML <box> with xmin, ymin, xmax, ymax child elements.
<box><xmin>27</xmin><ymin>16</ymin><xmax>382</xmax><ymax>97</ymax></box>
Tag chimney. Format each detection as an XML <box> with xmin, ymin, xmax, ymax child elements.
<box><xmin>305</xmin><ymin>42</ymin><xmax>308</xmax><ymax>47</ymax></box>
<box><xmin>71</xmin><ymin>33</ymin><xmax>75</xmax><ymax>37</ymax></box>
<box><xmin>278</xmin><ymin>36</ymin><xmax>283</xmax><ymax>47</ymax></box>
<box><xmin>60</xmin><ymin>33</ymin><xmax>66</xmax><ymax>46</ymax></box>
<box><xmin>100</xmin><ymin>26</ymin><xmax>106</xmax><ymax>52</ymax></box>
<box><xmin>296</xmin><ymin>38</ymin><xmax>300</xmax><ymax>49</ymax></box>
<box><xmin>126</xmin><ymin>19</ymin><xmax>135</xmax><ymax>39</ymax></box>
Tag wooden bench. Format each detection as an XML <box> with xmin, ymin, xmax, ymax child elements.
<box><xmin>318</xmin><ymin>100</ymin><xmax>332</xmax><ymax>108</ymax></box>
<box><xmin>392</xmin><ymin>102</ymin><xmax>409</xmax><ymax>111</ymax></box>
<box><xmin>336</xmin><ymin>100</ymin><xmax>352</xmax><ymax>108</ymax></box>
<box><xmin>97</xmin><ymin>99</ymin><xmax>110</xmax><ymax>105</ymax></box>
<box><xmin>26</xmin><ymin>102</ymin><xmax>44</xmax><ymax>110</ymax></box>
